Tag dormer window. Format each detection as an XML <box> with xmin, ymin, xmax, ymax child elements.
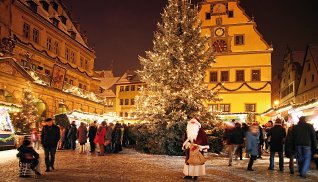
<box><xmin>39</xmin><ymin>0</ymin><xmax>49</xmax><ymax>12</ymax></box>
<box><xmin>26</xmin><ymin>0</ymin><xmax>38</xmax><ymax>13</ymax></box>
<box><xmin>68</xmin><ymin>28</ymin><xmax>76</xmax><ymax>39</ymax></box>
<box><xmin>50</xmin><ymin>17</ymin><xmax>59</xmax><ymax>27</ymax></box>
<box><xmin>50</xmin><ymin>1</ymin><xmax>59</xmax><ymax>11</ymax></box>
<box><xmin>59</xmin><ymin>14</ymin><xmax>67</xmax><ymax>25</ymax></box>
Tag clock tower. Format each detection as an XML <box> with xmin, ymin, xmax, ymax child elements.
<box><xmin>198</xmin><ymin>0</ymin><xmax>273</xmax><ymax>123</ymax></box>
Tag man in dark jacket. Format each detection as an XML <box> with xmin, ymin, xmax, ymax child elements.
<box><xmin>292</xmin><ymin>116</ymin><xmax>317</xmax><ymax>178</ymax></box>
<box><xmin>228</xmin><ymin>122</ymin><xmax>245</xmax><ymax>166</ymax></box>
<box><xmin>267</xmin><ymin>118</ymin><xmax>286</xmax><ymax>171</ymax></box>
<box><xmin>88</xmin><ymin>121</ymin><xmax>97</xmax><ymax>152</ymax></box>
<box><xmin>67</xmin><ymin>121</ymin><xmax>77</xmax><ymax>150</ymax></box>
<box><xmin>41</xmin><ymin>118</ymin><xmax>60</xmax><ymax>172</ymax></box>
<box><xmin>285</xmin><ymin>124</ymin><xmax>295</xmax><ymax>174</ymax></box>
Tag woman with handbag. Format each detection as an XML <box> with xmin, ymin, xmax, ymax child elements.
<box><xmin>182</xmin><ymin>118</ymin><xmax>209</xmax><ymax>180</ymax></box>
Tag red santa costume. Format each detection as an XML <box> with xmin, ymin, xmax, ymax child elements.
<box><xmin>182</xmin><ymin>118</ymin><xmax>209</xmax><ymax>177</ymax></box>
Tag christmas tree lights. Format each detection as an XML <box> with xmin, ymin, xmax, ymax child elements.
<box><xmin>136</xmin><ymin>0</ymin><xmax>219</xmax><ymax>123</ymax></box>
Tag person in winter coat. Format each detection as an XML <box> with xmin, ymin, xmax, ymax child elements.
<box><xmin>228</xmin><ymin>122</ymin><xmax>245</xmax><ymax>166</ymax></box>
<box><xmin>94</xmin><ymin>121</ymin><xmax>107</xmax><ymax>156</ymax></box>
<box><xmin>68</xmin><ymin>121</ymin><xmax>77</xmax><ymax>150</ymax></box>
<box><xmin>77</xmin><ymin>122</ymin><xmax>88</xmax><ymax>154</ymax></box>
<box><xmin>257</xmin><ymin>123</ymin><xmax>264</xmax><ymax>159</ymax></box>
<box><xmin>112</xmin><ymin>122</ymin><xmax>123</xmax><ymax>153</ymax></box>
<box><xmin>285</xmin><ymin>124</ymin><xmax>295</xmax><ymax>174</ymax></box>
<box><xmin>17</xmin><ymin>140</ymin><xmax>41</xmax><ymax>176</ymax></box>
<box><xmin>62</xmin><ymin>125</ymin><xmax>70</xmax><ymax>149</ymax></box>
<box><xmin>292</xmin><ymin>116</ymin><xmax>317</xmax><ymax>178</ymax></box>
<box><xmin>88</xmin><ymin>121</ymin><xmax>97</xmax><ymax>153</ymax></box>
<box><xmin>246</xmin><ymin>124</ymin><xmax>260</xmax><ymax>171</ymax></box>
<box><xmin>267</xmin><ymin>118</ymin><xmax>286</xmax><ymax>171</ymax></box>
<box><xmin>30</xmin><ymin>128</ymin><xmax>40</xmax><ymax>150</ymax></box>
<box><xmin>105</xmin><ymin>122</ymin><xmax>113</xmax><ymax>153</ymax></box>
<box><xmin>41</xmin><ymin>118</ymin><xmax>60</xmax><ymax>172</ymax></box>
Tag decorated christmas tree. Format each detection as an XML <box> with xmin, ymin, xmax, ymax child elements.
<box><xmin>137</xmin><ymin>0</ymin><xmax>218</xmax><ymax>123</ymax></box>
<box><xmin>12</xmin><ymin>89</ymin><xmax>39</xmax><ymax>133</ymax></box>
<box><xmin>134</xmin><ymin>0</ymin><xmax>222</xmax><ymax>155</ymax></box>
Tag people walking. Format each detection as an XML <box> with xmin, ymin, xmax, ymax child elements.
<box><xmin>62</xmin><ymin>125</ymin><xmax>70</xmax><ymax>149</ymax></box>
<box><xmin>267</xmin><ymin>118</ymin><xmax>286</xmax><ymax>171</ymax></box>
<box><xmin>246</xmin><ymin>124</ymin><xmax>259</xmax><ymax>171</ymax></box>
<box><xmin>30</xmin><ymin>128</ymin><xmax>40</xmax><ymax>150</ymax></box>
<box><xmin>292</xmin><ymin>116</ymin><xmax>317</xmax><ymax>178</ymax></box>
<box><xmin>77</xmin><ymin>122</ymin><xmax>88</xmax><ymax>154</ymax></box>
<box><xmin>57</xmin><ymin>126</ymin><xmax>64</xmax><ymax>150</ymax></box>
<box><xmin>227</xmin><ymin>122</ymin><xmax>245</xmax><ymax>166</ymax></box>
<box><xmin>68</xmin><ymin>121</ymin><xmax>77</xmax><ymax>150</ymax></box>
<box><xmin>285</xmin><ymin>123</ymin><xmax>295</xmax><ymax>174</ymax></box>
<box><xmin>88</xmin><ymin>121</ymin><xmax>97</xmax><ymax>153</ymax></box>
<box><xmin>41</xmin><ymin>118</ymin><xmax>60</xmax><ymax>172</ymax></box>
<box><xmin>94</xmin><ymin>121</ymin><xmax>107</xmax><ymax>156</ymax></box>
<box><xmin>257</xmin><ymin>122</ymin><xmax>264</xmax><ymax>159</ymax></box>
<box><xmin>182</xmin><ymin>118</ymin><xmax>209</xmax><ymax>180</ymax></box>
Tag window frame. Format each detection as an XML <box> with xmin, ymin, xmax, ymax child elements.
<box><xmin>236</xmin><ymin>70</ymin><xmax>245</xmax><ymax>82</ymax></box>
<box><xmin>210</xmin><ymin>71</ymin><xmax>218</xmax><ymax>82</ymax></box>
<box><xmin>124</xmin><ymin>99</ymin><xmax>129</xmax><ymax>105</ymax></box>
<box><xmin>234</xmin><ymin>34</ymin><xmax>245</xmax><ymax>46</ymax></box>
<box><xmin>245</xmin><ymin>103</ymin><xmax>256</xmax><ymax>112</ymax></box>
<box><xmin>220</xmin><ymin>104</ymin><xmax>230</xmax><ymax>112</ymax></box>
<box><xmin>221</xmin><ymin>71</ymin><xmax>229</xmax><ymax>82</ymax></box>
<box><xmin>251</xmin><ymin>70</ymin><xmax>261</xmax><ymax>81</ymax></box>
<box><xmin>23</xmin><ymin>23</ymin><xmax>30</xmax><ymax>39</ymax></box>
<box><xmin>32</xmin><ymin>28</ymin><xmax>40</xmax><ymax>44</ymax></box>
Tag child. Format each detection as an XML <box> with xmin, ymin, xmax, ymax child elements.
<box><xmin>17</xmin><ymin>140</ymin><xmax>41</xmax><ymax>176</ymax></box>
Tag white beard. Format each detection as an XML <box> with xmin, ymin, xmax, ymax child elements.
<box><xmin>187</xmin><ymin>123</ymin><xmax>199</xmax><ymax>142</ymax></box>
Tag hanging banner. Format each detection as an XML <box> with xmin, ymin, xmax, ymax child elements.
<box><xmin>50</xmin><ymin>64</ymin><xmax>66</xmax><ymax>90</ymax></box>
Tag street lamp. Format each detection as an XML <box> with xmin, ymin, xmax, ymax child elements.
<box><xmin>274</xmin><ymin>100</ymin><xmax>280</xmax><ymax>107</ymax></box>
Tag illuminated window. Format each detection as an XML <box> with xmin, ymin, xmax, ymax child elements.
<box><xmin>23</xmin><ymin>23</ymin><xmax>30</xmax><ymax>39</ymax></box>
<box><xmin>208</xmin><ymin>104</ymin><xmax>218</xmax><ymax>112</ymax></box>
<box><xmin>251</xmin><ymin>70</ymin><xmax>260</xmax><ymax>81</ymax></box>
<box><xmin>236</xmin><ymin>70</ymin><xmax>245</xmax><ymax>82</ymax></box>
<box><xmin>245</xmin><ymin>104</ymin><xmax>256</xmax><ymax>112</ymax></box>
<box><xmin>234</xmin><ymin>35</ymin><xmax>244</xmax><ymax>45</ymax></box>
<box><xmin>221</xmin><ymin>71</ymin><xmax>229</xmax><ymax>82</ymax></box>
<box><xmin>210</xmin><ymin>71</ymin><xmax>217</xmax><ymax>82</ymax></box>
<box><xmin>220</xmin><ymin>104</ymin><xmax>230</xmax><ymax>112</ymax></box>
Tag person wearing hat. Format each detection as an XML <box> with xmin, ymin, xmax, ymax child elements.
<box><xmin>41</xmin><ymin>118</ymin><xmax>60</xmax><ymax>172</ymax></box>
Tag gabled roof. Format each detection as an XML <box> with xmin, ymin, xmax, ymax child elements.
<box><xmin>96</xmin><ymin>70</ymin><xmax>120</xmax><ymax>90</ymax></box>
<box><xmin>307</xmin><ymin>44</ymin><xmax>318</xmax><ymax>72</ymax></box>
<box><xmin>290</xmin><ymin>51</ymin><xmax>305</xmax><ymax>65</ymax></box>
<box><xmin>116</xmin><ymin>70</ymin><xmax>143</xmax><ymax>85</ymax></box>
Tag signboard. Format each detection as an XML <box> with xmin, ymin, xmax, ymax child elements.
<box><xmin>50</xmin><ymin>64</ymin><xmax>66</xmax><ymax>90</ymax></box>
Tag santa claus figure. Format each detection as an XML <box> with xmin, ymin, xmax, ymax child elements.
<box><xmin>182</xmin><ymin>117</ymin><xmax>209</xmax><ymax>180</ymax></box>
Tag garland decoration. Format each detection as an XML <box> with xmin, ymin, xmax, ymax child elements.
<box><xmin>0</xmin><ymin>134</ymin><xmax>15</xmax><ymax>143</ymax></box>
<box><xmin>211</xmin><ymin>82</ymin><xmax>271</xmax><ymax>91</ymax></box>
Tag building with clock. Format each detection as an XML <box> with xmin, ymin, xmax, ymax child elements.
<box><xmin>198</xmin><ymin>0</ymin><xmax>273</xmax><ymax>123</ymax></box>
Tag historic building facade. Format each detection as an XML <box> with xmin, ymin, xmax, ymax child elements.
<box><xmin>115</xmin><ymin>71</ymin><xmax>144</xmax><ymax>120</ymax></box>
<box><xmin>198</xmin><ymin>0</ymin><xmax>272</xmax><ymax>122</ymax></box>
<box><xmin>0</xmin><ymin>0</ymin><xmax>105</xmax><ymax>118</ymax></box>
<box><xmin>280</xmin><ymin>50</ymin><xmax>304</xmax><ymax>105</ymax></box>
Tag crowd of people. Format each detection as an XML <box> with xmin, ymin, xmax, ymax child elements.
<box><xmin>223</xmin><ymin>116</ymin><xmax>318</xmax><ymax>178</ymax></box>
<box><xmin>16</xmin><ymin>118</ymin><xmax>134</xmax><ymax>177</ymax></box>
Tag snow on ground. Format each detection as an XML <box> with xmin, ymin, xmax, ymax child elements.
<box><xmin>0</xmin><ymin>148</ymin><xmax>318</xmax><ymax>182</ymax></box>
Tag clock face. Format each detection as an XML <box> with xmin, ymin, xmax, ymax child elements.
<box><xmin>215</xmin><ymin>27</ymin><xmax>225</xmax><ymax>37</ymax></box>
<box><xmin>212</xmin><ymin>40</ymin><xmax>227</xmax><ymax>53</ymax></box>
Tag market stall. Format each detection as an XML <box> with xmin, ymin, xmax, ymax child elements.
<box><xmin>0</xmin><ymin>102</ymin><xmax>21</xmax><ymax>149</ymax></box>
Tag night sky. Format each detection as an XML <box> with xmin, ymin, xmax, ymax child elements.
<box><xmin>66</xmin><ymin>0</ymin><xmax>318</xmax><ymax>76</ymax></box>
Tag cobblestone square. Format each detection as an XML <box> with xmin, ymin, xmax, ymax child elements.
<box><xmin>1</xmin><ymin>148</ymin><xmax>318</xmax><ymax>182</ymax></box>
